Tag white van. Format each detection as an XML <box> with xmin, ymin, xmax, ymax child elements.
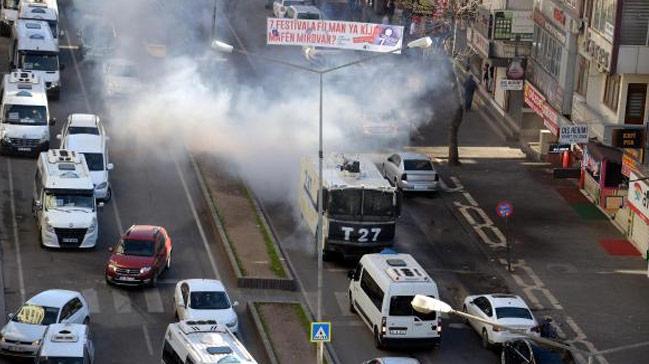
<box><xmin>162</xmin><ymin>320</ymin><xmax>257</xmax><ymax>364</ymax></box>
<box><xmin>33</xmin><ymin>149</ymin><xmax>100</xmax><ymax>249</ymax></box>
<box><xmin>58</xmin><ymin>113</ymin><xmax>113</xmax><ymax>201</ymax></box>
<box><xmin>18</xmin><ymin>1</ymin><xmax>59</xmax><ymax>41</ymax></box>
<box><xmin>35</xmin><ymin>323</ymin><xmax>94</xmax><ymax>363</ymax></box>
<box><xmin>9</xmin><ymin>19</ymin><xmax>61</xmax><ymax>99</ymax></box>
<box><xmin>0</xmin><ymin>70</ymin><xmax>53</xmax><ymax>155</ymax></box>
<box><xmin>348</xmin><ymin>251</ymin><xmax>442</xmax><ymax>348</ymax></box>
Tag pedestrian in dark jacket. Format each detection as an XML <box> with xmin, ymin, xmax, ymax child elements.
<box><xmin>464</xmin><ymin>75</ymin><xmax>477</xmax><ymax>111</ymax></box>
<box><xmin>385</xmin><ymin>0</ymin><xmax>395</xmax><ymax>23</ymax></box>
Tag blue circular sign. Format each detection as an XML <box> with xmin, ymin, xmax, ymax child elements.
<box><xmin>496</xmin><ymin>201</ymin><xmax>513</xmax><ymax>218</ymax></box>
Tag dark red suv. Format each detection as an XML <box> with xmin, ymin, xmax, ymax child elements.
<box><xmin>105</xmin><ymin>225</ymin><xmax>172</xmax><ymax>287</ymax></box>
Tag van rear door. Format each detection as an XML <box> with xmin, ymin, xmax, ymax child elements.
<box><xmin>386</xmin><ymin>294</ymin><xmax>438</xmax><ymax>338</ymax></box>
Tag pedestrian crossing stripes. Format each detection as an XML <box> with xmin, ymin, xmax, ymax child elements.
<box><xmin>79</xmin><ymin>287</ymin><xmax>175</xmax><ymax>315</ymax></box>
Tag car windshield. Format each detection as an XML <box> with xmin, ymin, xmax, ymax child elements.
<box><xmin>389</xmin><ymin>295</ymin><xmax>437</xmax><ymax>321</ymax></box>
<box><xmin>12</xmin><ymin>304</ymin><xmax>59</xmax><ymax>325</ymax></box>
<box><xmin>496</xmin><ymin>307</ymin><xmax>533</xmax><ymax>320</ymax></box>
<box><xmin>328</xmin><ymin>189</ymin><xmax>394</xmax><ymax>218</ymax></box>
<box><xmin>404</xmin><ymin>159</ymin><xmax>433</xmax><ymax>171</ymax></box>
<box><xmin>297</xmin><ymin>12</ymin><xmax>320</xmax><ymax>19</ymax></box>
<box><xmin>4</xmin><ymin>0</ymin><xmax>19</xmax><ymax>9</ymax></box>
<box><xmin>68</xmin><ymin>126</ymin><xmax>99</xmax><ymax>135</ymax></box>
<box><xmin>116</xmin><ymin>239</ymin><xmax>154</xmax><ymax>257</ymax></box>
<box><xmin>83</xmin><ymin>153</ymin><xmax>104</xmax><ymax>171</ymax></box>
<box><xmin>44</xmin><ymin>193</ymin><xmax>94</xmax><ymax>210</ymax></box>
<box><xmin>3</xmin><ymin>105</ymin><xmax>47</xmax><ymax>125</ymax></box>
<box><xmin>108</xmin><ymin>63</ymin><xmax>136</xmax><ymax>78</ymax></box>
<box><xmin>284</xmin><ymin>0</ymin><xmax>305</xmax><ymax>5</ymax></box>
<box><xmin>190</xmin><ymin>291</ymin><xmax>230</xmax><ymax>310</ymax></box>
<box><xmin>37</xmin><ymin>358</ymin><xmax>83</xmax><ymax>364</ymax></box>
<box><xmin>21</xmin><ymin>54</ymin><xmax>59</xmax><ymax>72</ymax></box>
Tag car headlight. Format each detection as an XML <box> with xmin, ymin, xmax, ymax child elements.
<box><xmin>1</xmin><ymin>134</ymin><xmax>10</xmax><ymax>143</ymax></box>
<box><xmin>44</xmin><ymin>219</ymin><xmax>55</xmax><ymax>233</ymax></box>
<box><xmin>31</xmin><ymin>339</ymin><xmax>41</xmax><ymax>346</ymax></box>
<box><xmin>96</xmin><ymin>182</ymin><xmax>108</xmax><ymax>190</ymax></box>
<box><xmin>226</xmin><ymin>318</ymin><xmax>237</xmax><ymax>328</ymax></box>
<box><xmin>140</xmin><ymin>266</ymin><xmax>152</xmax><ymax>274</ymax></box>
<box><xmin>87</xmin><ymin>217</ymin><xmax>97</xmax><ymax>233</ymax></box>
<box><xmin>41</xmin><ymin>130</ymin><xmax>50</xmax><ymax>142</ymax></box>
<box><xmin>108</xmin><ymin>263</ymin><xmax>117</xmax><ymax>272</ymax></box>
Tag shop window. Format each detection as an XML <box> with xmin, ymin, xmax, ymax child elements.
<box><xmin>625</xmin><ymin>83</ymin><xmax>647</xmax><ymax>124</ymax></box>
<box><xmin>603</xmin><ymin>74</ymin><xmax>620</xmax><ymax>112</ymax></box>
<box><xmin>575</xmin><ymin>56</ymin><xmax>589</xmax><ymax>96</ymax></box>
<box><xmin>532</xmin><ymin>27</ymin><xmax>562</xmax><ymax>78</ymax></box>
<box><xmin>604</xmin><ymin>161</ymin><xmax>625</xmax><ymax>188</ymax></box>
<box><xmin>591</xmin><ymin>0</ymin><xmax>618</xmax><ymax>40</ymax></box>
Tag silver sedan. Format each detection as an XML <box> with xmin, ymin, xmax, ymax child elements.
<box><xmin>381</xmin><ymin>152</ymin><xmax>440</xmax><ymax>192</ymax></box>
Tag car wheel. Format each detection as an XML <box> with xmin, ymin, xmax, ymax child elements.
<box><xmin>481</xmin><ymin>328</ymin><xmax>491</xmax><ymax>349</ymax></box>
<box><xmin>150</xmin><ymin>274</ymin><xmax>158</xmax><ymax>288</ymax></box>
<box><xmin>348</xmin><ymin>292</ymin><xmax>356</xmax><ymax>314</ymax></box>
<box><xmin>103</xmin><ymin>187</ymin><xmax>112</xmax><ymax>202</ymax></box>
<box><xmin>374</xmin><ymin>327</ymin><xmax>384</xmax><ymax>349</ymax></box>
<box><xmin>462</xmin><ymin>305</ymin><xmax>469</xmax><ymax>324</ymax></box>
<box><xmin>83</xmin><ymin>316</ymin><xmax>90</xmax><ymax>325</ymax></box>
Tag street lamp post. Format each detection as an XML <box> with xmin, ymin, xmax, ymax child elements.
<box><xmin>411</xmin><ymin>295</ymin><xmax>597</xmax><ymax>363</ymax></box>
<box><xmin>212</xmin><ymin>37</ymin><xmax>432</xmax><ymax>364</ymax></box>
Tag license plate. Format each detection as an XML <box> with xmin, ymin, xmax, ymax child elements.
<box><xmin>17</xmin><ymin>147</ymin><xmax>32</xmax><ymax>152</ymax></box>
<box><xmin>62</xmin><ymin>238</ymin><xmax>78</xmax><ymax>243</ymax></box>
<box><xmin>118</xmin><ymin>276</ymin><xmax>136</xmax><ymax>281</ymax></box>
<box><xmin>6</xmin><ymin>345</ymin><xmax>26</xmax><ymax>352</ymax></box>
<box><xmin>414</xmin><ymin>185</ymin><xmax>426</xmax><ymax>190</ymax></box>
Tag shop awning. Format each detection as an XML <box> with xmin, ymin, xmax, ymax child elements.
<box><xmin>586</xmin><ymin>141</ymin><xmax>622</xmax><ymax>163</ymax></box>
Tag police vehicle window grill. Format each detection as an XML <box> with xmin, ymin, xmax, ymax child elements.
<box><xmin>29</xmin><ymin>33</ymin><xmax>45</xmax><ymax>40</ymax></box>
<box><xmin>25</xmin><ymin>22</ymin><xmax>42</xmax><ymax>29</ymax></box>
<box><xmin>386</xmin><ymin>258</ymin><xmax>406</xmax><ymax>267</ymax></box>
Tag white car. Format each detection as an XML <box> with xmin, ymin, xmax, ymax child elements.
<box><xmin>58</xmin><ymin>114</ymin><xmax>113</xmax><ymax>201</ymax></box>
<box><xmin>462</xmin><ymin>294</ymin><xmax>539</xmax><ymax>348</ymax></box>
<box><xmin>0</xmin><ymin>290</ymin><xmax>90</xmax><ymax>357</ymax></box>
<box><xmin>102</xmin><ymin>58</ymin><xmax>142</xmax><ymax>97</ymax></box>
<box><xmin>273</xmin><ymin>0</ymin><xmax>306</xmax><ymax>18</ymax></box>
<box><xmin>382</xmin><ymin>152</ymin><xmax>440</xmax><ymax>192</ymax></box>
<box><xmin>173</xmin><ymin>279</ymin><xmax>239</xmax><ymax>334</ymax></box>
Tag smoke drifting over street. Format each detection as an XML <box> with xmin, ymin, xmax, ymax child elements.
<box><xmin>69</xmin><ymin>0</ymin><xmax>456</xmax><ymax>201</ymax></box>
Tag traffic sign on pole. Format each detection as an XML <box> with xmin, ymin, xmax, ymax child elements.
<box><xmin>310</xmin><ymin>322</ymin><xmax>331</xmax><ymax>343</ymax></box>
<box><xmin>496</xmin><ymin>201</ymin><xmax>513</xmax><ymax>218</ymax></box>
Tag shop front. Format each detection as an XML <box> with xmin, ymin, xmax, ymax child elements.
<box><xmin>627</xmin><ymin>171</ymin><xmax>649</xmax><ymax>259</ymax></box>
<box><xmin>580</xmin><ymin>141</ymin><xmax>627</xmax><ymax>215</ymax></box>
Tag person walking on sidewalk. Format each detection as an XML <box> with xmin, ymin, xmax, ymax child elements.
<box><xmin>385</xmin><ymin>0</ymin><xmax>395</xmax><ymax>23</ymax></box>
<box><xmin>463</xmin><ymin>74</ymin><xmax>477</xmax><ymax>111</ymax></box>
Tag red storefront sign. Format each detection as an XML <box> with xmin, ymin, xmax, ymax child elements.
<box><xmin>524</xmin><ymin>81</ymin><xmax>560</xmax><ymax>135</ymax></box>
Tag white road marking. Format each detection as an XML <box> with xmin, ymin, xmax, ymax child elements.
<box><xmin>110</xmin><ymin>195</ymin><xmax>125</xmax><ymax>234</ymax></box>
<box><xmin>142</xmin><ymin>325</ymin><xmax>154</xmax><ymax>356</ymax></box>
<box><xmin>333</xmin><ymin>291</ymin><xmax>353</xmax><ymax>317</ymax></box>
<box><xmin>59</xmin><ymin>44</ymin><xmax>80</xmax><ymax>50</ymax></box>
<box><xmin>144</xmin><ymin>289</ymin><xmax>165</xmax><ymax>313</ymax></box>
<box><xmin>111</xmin><ymin>289</ymin><xmax>133</xmax><ymax>314</ymax></box>
<box><xmin>6</xmin><ymin>160</ymin><xmax>25</xmax><ymax>302</ymax></box>
<box><xmin>81</xmin><ymin>288</ymin><xmax>100</xmax><ymax>314</ymax></box>
<box><xmin>175</xmin><ymin>155</ymin><xmax>220</xmax><ymax>279</ymax></box>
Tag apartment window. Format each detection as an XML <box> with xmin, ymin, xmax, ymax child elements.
<box><xmin>603</xmin><ymin>74</ymin><xmax>621</xmax><ymax>111</ymax></box>
<box><xmin>592</xmin><ymin>0</ymin><xmax>618</xmax><ymax>40</ymax></box>
<box><xmin>575</xmin><ymin>56</ymin><xmax>589</xmax><ymax>96</ymax></box>
<box><xmin>532</xmin><ymin>27</ymin><xmax>562</xmax><ymax>78</ymax></box>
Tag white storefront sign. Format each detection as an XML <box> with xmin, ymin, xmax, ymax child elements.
<box><xmin>559</xmin><ymin>124</ymin><xmax>589</xmax><ymax>144</ymax></box>
<box><xmin>629</xmin><ymin>172</ymin><xmax>649</xmax><ymax>224</ymax></box>
<box><xmin>500</xmin><ymin>79</ymin><xmax>524</xmax><ymax>90</ymax></box>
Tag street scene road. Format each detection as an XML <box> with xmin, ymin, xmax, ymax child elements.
<box><xmin>1</xmin><ymin>0</ymin><xmax>649</xmax><ymax>364</ymax></box>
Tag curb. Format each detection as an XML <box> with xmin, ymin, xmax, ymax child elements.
<box><xmin>249</xmin><ymin>301</ymin><xmax>280</xmax><ymax>364</ymax></box>
<box><xmin>189</xmin><ymin>154</ymin><xmax>297</xmax><ymax>291</ymax></box>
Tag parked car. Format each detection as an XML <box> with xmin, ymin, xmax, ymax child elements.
<box><xmin>501</xmin><ymin>339</ymin><xmax>573</xmax><ymax>364</ymax></box>
<box><xmin>105</xmin><ymin>225</ymin><xmax>172</xmax><ymax>287</ymax></box>
<box><xmin>363</xmin><ymin>357</ymin><xmax>421</xmax><ymax>364</ymax></box>
<box><xmin>381</xmin><ymin>152</ymin><xmax>440</xmax><ymax>192</ymax></box>
<box><xmin>462</xmin><ymin>294</ymin><xmax>539</xmax><ymax>348</ymax></box>
<box><xmin>0</xmin><ymin>290</ymin><xmax>90</xmax><ymax>357</ymax></box>
<box><xmin>173</xmin><ymin>279</ymin><xmax>239</xmax><ymax>333</ymax></box>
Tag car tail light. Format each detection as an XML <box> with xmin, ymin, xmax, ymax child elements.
<box><xmin>381</xmin><ymin>317</ymin><xmax>387</xmax><ymax>334</ymax></box>
<box><xmin>401</xmin><ymin>173</ymin><xmax>407</xmax><ymax>181</ymax></box>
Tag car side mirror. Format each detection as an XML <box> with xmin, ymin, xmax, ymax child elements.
<box><xmin>347</xmin><ymin>270</ymin><xmax>354</xmax><ymax>280</ymax></box>
<box><xmin>56</xmin><ymin>134</ymin><xmax>62</xmax><ymax>140</ymax></box>
<box><xmin>7</xmin><ymin>313</ymin><xmax>14</xmax><ymax>320</ymax></box>
<box><xmin>107</xmin><ymin>163</ymin><xmax>114</xmax><ymax>171</ymax></box>
<box><xmin>59</xmin><ymin>30</ymin><xmax>65</xmax><ymax>38</ymax></box>
<box><xmin>108</xmin><ymin>246</ymin><xmax>113</xmax><ymax>252</ymax></box>
<box><xmin>34</xmin><ymin>200</ymin><xmax>43</xmax><ymax>210</ymax></box>
<box><xmin>232</xmin><ymin>301</ymin><xmax>239</xmax><ymax>307</ymax></box>
<box><xmin>49</xmin><ymin>118</ymin><xmax>56</xmax><ymax>126</ymax></box>
<box><xmin>98</xmin><ymin>202</ymin><xmax>105</xmax><ymax>208</ymax></box>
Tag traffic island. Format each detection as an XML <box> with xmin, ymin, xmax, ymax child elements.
<box><xmin>250</xmin><ymin>301</ymin><xmax>322</xmax><ymax>364</ymax></box>
<box><xmin>192</xmin><ymin>154</ymin><xmax>296</xmax><ymax>291</ymax></box>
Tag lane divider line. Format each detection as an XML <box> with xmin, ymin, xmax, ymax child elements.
<box><xmin>7</xmin><ymin>159</ymin><xmax>25</xmax><ymax>303</ymax></box>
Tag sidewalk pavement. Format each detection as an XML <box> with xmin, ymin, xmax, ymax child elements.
<box><xmin>434</xmin><ymin>99</ymin><xmax>649</xmax><ymax>364</ymax></box>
